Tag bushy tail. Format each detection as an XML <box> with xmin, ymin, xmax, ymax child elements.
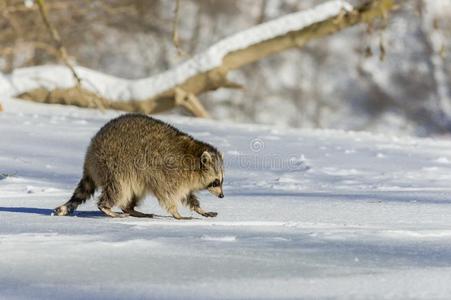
<box><xmin>53</xmin><ymin>175</ymin><xmax>96</xmax><ymax>216</ymax></box>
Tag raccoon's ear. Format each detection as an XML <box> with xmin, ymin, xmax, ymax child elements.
<box><xmin>201</xmin><ymin>151</ymin><xmax>212</xmax><ymax>166</ymax></box>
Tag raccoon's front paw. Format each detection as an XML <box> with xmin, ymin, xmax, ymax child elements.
<box><xmin>202</xmin><ymin>211</ymin><xmax>218</xmax><ymax>218</ymax></box>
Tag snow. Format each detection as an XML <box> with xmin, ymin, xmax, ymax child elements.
<box><xmin>0</xmin><ymin>0</ymin><xmax>352</xmax><ymax>102</ymax></box>
<box><xmin>2</xmin><ymin>97</ymin><xmax>451</xmax><ymax>299</ymax></box>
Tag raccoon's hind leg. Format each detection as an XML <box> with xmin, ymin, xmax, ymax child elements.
<box><xmin>122</xmin><ymin>194</ymin><xmax>154</xmax><ymax>218</ymax></box>
<box><xmin>97</xmin><ymin>183</ymin><xmax>129</xmax><ymax>218</ymax></box>
<box><xmin>54</xmin><ymin>175</ymin><xmax>96</xmax><ymax>216</ymax></box>
<box><xmin>184</xmin><ymin>193</ymin><xmax>218</xmax><ymax>218</ymax></box>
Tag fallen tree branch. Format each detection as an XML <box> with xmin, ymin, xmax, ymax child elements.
<box><xmin>175</xmin><ymin>88</ymin><xmax>209</xmax><ymax>117</ymax></box>
<box><xmin>14</xmin><ymin>0</ymin><xmax>397</xmax><ymax>116</ymax></box>
<box><xmin>19</xmin><ymin>87</ymin><xmax>109</xmax><ymax>109</ymax></box>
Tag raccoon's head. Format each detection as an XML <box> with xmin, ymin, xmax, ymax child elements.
<box><xmin>200</xmin><ymin>150</ymin><xmax>224</xmax><ymax>198</ymax></box>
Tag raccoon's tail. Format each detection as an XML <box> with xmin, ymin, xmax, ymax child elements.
<box><xmin>53</xmin><ymin>175</ymin><xmax>96</xmax><ymax>216</ymax></box>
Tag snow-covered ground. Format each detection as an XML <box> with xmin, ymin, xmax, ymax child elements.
<box><xmin>2</xmin><ymin>97</ymin><xmax>451</xmax><ymax>299</ymax></box>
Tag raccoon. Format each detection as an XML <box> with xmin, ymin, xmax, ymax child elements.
<box><xmin>54</xmin><ymin>113</ymin><xmax>224</xmax><ymax>219</ymax></box>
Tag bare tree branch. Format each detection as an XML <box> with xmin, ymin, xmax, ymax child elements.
<box><xmin>256</xmin><ymin>0</ymin><xmax>268</xmax><ymax>24</ymax></box>
<box><xmin>172</xmin><ymin>0</ymin><xmax>188</xmax><ymax>58</ymax></box>
<box><xmin>35</xmin><ymin>0</ymin><xmax>81</xmax><ymax>85</ymax></box>
<box><xmin>35</xmin><ymin>0</ymin><xmax>105</xmax><ymax>110</ymax></box>
<box><xmin>17</xmin><ymin>0</ymin><xmax>397</xmax><ymax>117</ymax></box>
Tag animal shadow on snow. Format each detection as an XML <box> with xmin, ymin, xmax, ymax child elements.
<box><xmin>0</xmin><ymin>206</ymin><xmax>103</xmax><ymax>217</ymax></box>
<box><xmin>0</xmin><ymin>206</ymin><xmax>178</xmax><ymax>219</ymax></box>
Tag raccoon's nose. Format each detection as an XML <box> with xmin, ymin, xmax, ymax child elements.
<box><xmin>218</xmin><ymin>193</ymin><xmax>224</xmax><ymax>198</ymax></box>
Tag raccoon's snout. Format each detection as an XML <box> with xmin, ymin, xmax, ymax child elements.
<box><xmin>218</xmin><ymin>193</ymin><xmax>224</xmax><ymax>198</ymax></box>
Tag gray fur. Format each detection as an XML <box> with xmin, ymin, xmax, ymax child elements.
<box><xmin>54</xmin><ymin>113</ymin><xmax>224</xmax><ymax>219</ymax></box>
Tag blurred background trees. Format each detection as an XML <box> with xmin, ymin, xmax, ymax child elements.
<box><xmin>1</xmin><ymin>0</ymin><xmax>451</xmax><ymax>136</ymax></box>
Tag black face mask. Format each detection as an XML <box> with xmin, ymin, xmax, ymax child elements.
<box><xmin>208</xmin><ymin>179</ymin><xmax>220</xmax><ymax>188</ymax></box>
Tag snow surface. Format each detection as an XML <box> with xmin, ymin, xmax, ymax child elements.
<box><xmin>2</xmin><ymin>97</ymin><xmax>451</xmax><ymax>299</ymax></box>
<box><xmin>0</xmin><ymin>0</ymin><xmax>352</xmax><ymax>102</ymax></box>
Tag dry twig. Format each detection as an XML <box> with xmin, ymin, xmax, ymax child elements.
<box><xmin>172</xmin><ymin>0</ymin><xmax>188</xmax><ymax>57</ymax></box>
<box><xmin>35</xmin><ymin>0</ymin><xmax>81</xmax><ymax>85</ymax></box>
<box><xmin>35</xmin><ymin>0</ymin><xmax>105</xmax><ymax>110</ymax></box>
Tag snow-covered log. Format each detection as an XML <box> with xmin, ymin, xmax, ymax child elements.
<box><xmin>1</xmin><ymin>0</ymin><xmax>396</xmax><ymax>116</ymax></box>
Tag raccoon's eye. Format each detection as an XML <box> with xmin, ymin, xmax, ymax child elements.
<box><xmin>209</xmin><ymin>179</ymin><xmax>220</xmax><ymax>188</ymax></box>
